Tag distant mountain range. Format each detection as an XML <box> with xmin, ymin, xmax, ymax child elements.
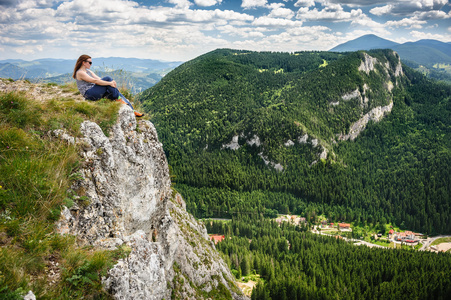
<box><xmin>330</xmin><ymin>34</ymin><xmax>451</xmax><ymax>65</ymax></box>
<box><xmin>330</xmin><ymin>34</ymin><xmax>399</xmax><ymax>53</ymax></box>
<box><xmin>0</xmin><ymin>57</ymin><xmax>183</xmax><ymax>93</ymax></box>
<box><xmin>330</xmin><ymin>34</ymin><xmax>451</xmax><ymax>82</ymax></box>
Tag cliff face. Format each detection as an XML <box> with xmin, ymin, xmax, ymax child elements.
<box><xmin>338</xmin><ymin>51</ymin><xmax>402</xmax><ymax>141</ymax></box>
<box><xmin>57</xmin><ymin>106</ymin><xmax>246</xmax><ymax>300</ymax></box>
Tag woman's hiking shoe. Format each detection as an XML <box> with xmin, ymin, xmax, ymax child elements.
<box><xmin>134</xmin><ymin>111</ymin><xmax>144</xmax><ymax>117</ymax></box>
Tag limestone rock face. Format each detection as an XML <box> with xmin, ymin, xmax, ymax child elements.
<box><xmin>358</xmin><ymin>53</ymin><xmax>379</xmax><ymax>74</ymax></box>
<box><xmin>338</xmin><ymin>101</ymin><xmax>393</xmax><ymax>141</ymax></box>
<box><xmin>338</xmin><ymin>52</ymin><xmax>402</xmax><ymax>141</ymax></box>
<box><xmin>57</xmin><ymin>105</ymin><xmax>246</xmax><ymax>300</ymax></box>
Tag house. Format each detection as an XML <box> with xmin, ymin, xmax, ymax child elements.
<box><xmin>209</xmin><ymin>234</ymin><xmax>225</xmax><ymax>244</ymax></box>
<box><xmin>338</xmin><ymin>223</ymin><xmax>351</xmax><ymax>231</ymax></box>
<box><xmin>276</xmin><ymin>215</ymin><xmax>307</xmax><ymax>226</ymax></box>
<box><xmin>394</xmin><ymin>231</ymin><xmax>417</xmax><ymax>242</ymax></box>
<box><xmin>388</xmin><ymin>229</ymin><xmax>394</xmax><ymax>238</ymax></box>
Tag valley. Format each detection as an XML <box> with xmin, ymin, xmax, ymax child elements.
<box><xmin>140</xmin><ymin>48</ymin><xmax>451</xmax><ymax>236</ymax></box>
<box><xmin>139</xmin><ymin>48</ymin><xmax>451</xmax><ymax>298</ymax></box>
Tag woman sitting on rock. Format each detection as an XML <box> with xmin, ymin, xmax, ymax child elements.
<box><xmin>73</xmin><ymin>54</ymin><xmax>144</xmax><ymax>117</ymax></box>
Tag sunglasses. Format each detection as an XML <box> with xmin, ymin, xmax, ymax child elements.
<box><xmin>85</xmin><ymin>61</ymin><xmax>92</xmax><ymax>65</ymax></box>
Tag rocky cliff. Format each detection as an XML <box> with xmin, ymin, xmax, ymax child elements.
<box><xmin>57</xmin><ymin>105</ymin><xmax>246</xmax><ymax>300</ymax></box>
<box><xmin>338</xmin><ymin>51</ymin><xmax>402</xmax><ymax>141</ymax></box>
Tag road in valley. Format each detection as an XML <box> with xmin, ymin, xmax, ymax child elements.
<box><xmin>312</xmin><ymin>225</ymin><xmax>388</xmax><ymax>249</ymax></box>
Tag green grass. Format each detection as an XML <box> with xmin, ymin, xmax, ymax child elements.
<box><xmin>0</xmin><ymin>88</ymin><xmax>124</xmax><ymax>299</ymax></box>
<box><xmin>431</xmin><ymin>237</ymin><xmax>451</xmax><ymax>246</ymax></box>
<box><xmin>371</xmin><ymin>239</ymin><xmax>391</xmax><ymax>247</ymax></box>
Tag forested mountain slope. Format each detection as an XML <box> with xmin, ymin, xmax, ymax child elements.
<box><xmin>139</xmin><ymin>49</ymin><xmax>451</xmax><ymax>234</ymax></box>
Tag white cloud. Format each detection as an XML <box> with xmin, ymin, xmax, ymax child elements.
<box><xmin>194</xmin><ymin>0</ymin><xmax>222</xmax><ymax>6</ymax></box>
<box><xmin>252</xmin><ymin>16</ymin><xmax>303</xmax><ymax>27</ymax></box>
<box><xmin>327</xmin><ymin>0</ymin><xmax>397</xmax><ymax>6</ymax></box>
<box><xmin>410</xmin><ymin>30</ymin><xmax>451</xmax><ymax>41</ymax></box>
<box><xmin>1</xmin><ymin>0</ymin><xmax>449</xmax><ymax>61</ymax></box>
<box><xmin>414</xmin><ymin>10</ymin><xmax>451</xmax><ymax>20</ymax></box>
<box><xmin>56</xmin><ymin>0</ymin><xmax>140</xmax><ymax>24</ymax></box>
<box><xmin>257</xmin><ymin>28</ymin><xmax>339</xmax><ymax>51</ymax></box>
<box><xmin>267</xmin><ymin>3</ymin><xmax>295</xmax><ymax>19</ymax></box>
<box><xmin>241</xmin><ymin>0</ymin><xmax>267</xmax><ymax>9</ymax></box>
<box><xmin>216</xmin><ymin>24</ymin><xmax>266</xmax><ymax>38</ymax></box>
<box><xmin>167</xmin><ymin>0</ymin><xmax>192</xmax><ymax>9</ymax></box>
<box><xmin>370</xmin><ymin>0</ymin><xmax>448</xmax><ymax>16</ymax></box>
<box><xmin>214</xmin><ymin>9</ymin><xmax>254</xmax><ymax>21</ymax></box>
<box><xmin>385</xmin><ymin>17</ymin><xmax>427</xmax><ymax>29</ymax></box>
<box><xmin>296</xmin><ymin>4</ymin><xmax>364</xmax><ymax>22</ymax></box>
<box><xmin>294</xmin><ymin>0</ymin><xmax>315</xmax><ymax>8</ymax></box>
<box><xmin>369</xmin><ymin>5</ymin><xmax>392</xmax><ymax>16</ymax></box>
<box><xmin>351</xmin><ymin>15</ymin><xmax>384</xmax><ymax>28</ymax></box>
<box><xmin>287</xmin><ymin>25</ymin><xmax>330</xmax><ymax>36</ymax></box>
<box><xmin>0</xmin><ymin>36</ymin><xmax>35</xmax><ymax>46</ymax></box>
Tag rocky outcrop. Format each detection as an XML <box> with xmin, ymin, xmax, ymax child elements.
<box><xmin>341</xmin><ymin>89</ymin><xmax>360</xmax><ymax>101</ymax></box>
<box><xmin>338</xmin><ymin>101</ymin><xmax>393</xmax><ymax>141</ymax></box>
<box><xmin>358</xmin><ymin>51</ymin><xmax>403</xmax><ymax>78</ymax></box>
<box><xmin>337</xmin><ymin>52</ymin><xmax>401</xmax><ymax>141</ymax></box>
<box><xmin>358</xmin><ymin>53</ymin><xmax>379</xmax><ymax>74</ymax></box>
<box><xmin>57</xmin><ymin>105</ymin><xmax>246</xmax><ymax>300</ymax></box>
<box><xmin>222</xmin><ymin>135</ymin><xmax>240</xmax><ymax>150</ymax></box>
<box><xmin>222</xmin><ymin>134</ymin><xmax>261</xmax><ymax>150</ymax></box>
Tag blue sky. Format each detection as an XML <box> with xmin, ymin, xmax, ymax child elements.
<box><xmin>0</xmin><ymin>0</ymin><xmax>449</xmax><ymax>61</ymax></box>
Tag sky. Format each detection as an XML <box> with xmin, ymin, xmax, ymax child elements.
<box><xmin>0</xmin><ymin>0</ymin><xmax>450</xmax><ymax>62</ymax></box>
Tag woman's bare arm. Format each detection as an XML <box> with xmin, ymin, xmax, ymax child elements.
<box><xmin>77</xmin><ymin>70</ymin><xmax>116</xmax><ymax>87</ymax></box>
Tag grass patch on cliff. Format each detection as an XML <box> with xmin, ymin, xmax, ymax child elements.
<box><xmin>0</xmin><ymin>88</ymin><xmax>123</xmax><ymax>299</ymax></box>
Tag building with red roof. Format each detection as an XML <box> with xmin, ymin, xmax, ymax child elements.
<box><xmin>338</xmin><ymin>223</ymin><xmax>351</xmax><ymax>231</ymax></box>
<box><xmin>209</xmin><ymin>234</ymin><xmax>225</xmax><ymax>244</ymax></box>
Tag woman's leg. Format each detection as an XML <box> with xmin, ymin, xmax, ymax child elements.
<box><xmin>117</xmin><ymin>91</ymin><xmax>134</xmax><ymax>110</ymax></box>
<box><xmin>85</xmin><ymin>77</ymin><xmax>142</xmax><ymax>116</ymax></box>
<box><xmin>84</xmin><ymin>76</ymin><xmax>120</xmax><ymax>101</ymax></box>
<box><xmin>99</xmin><ymin>77</ymin><xmax>134</xmax><ymax>110</ymax></box>
<box><xmin>100</xmin><ymin>77</ymin><xmax>120</xmax><ymax>100</ymax></box>
<box><xmin>84</xmin><ymin>85</ymin><xmax>108</xmax><ymax>101</ymax></box>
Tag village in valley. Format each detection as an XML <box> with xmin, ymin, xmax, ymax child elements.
<box><xmin>209</xmin><ymin>214</ymin><xmax>451</xmax><ymax>253</ymax></box>
<box><xmin>271</xmin><ymin>214</ymin><xmax>451</xmax><ymax>252</ymax></box>
<box><xmin>206</xmin><ymin>214</ymin><xmax>451</xmax><ymax>297</ymax></box>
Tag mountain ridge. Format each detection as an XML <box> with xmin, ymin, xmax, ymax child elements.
<box><xmin>139</xmin><ymin>48</ymin><xmax>451</xmax><ymax>235</ymax></box>
<box><xmin>330</xmin><ymin>34</ymin><xmax>451</xmax><ymax>68</ymax></box>
<box><xmin>329</xmin><ymin>34</ymin><xmax>399</xmax><ymax>52</ymax></box>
